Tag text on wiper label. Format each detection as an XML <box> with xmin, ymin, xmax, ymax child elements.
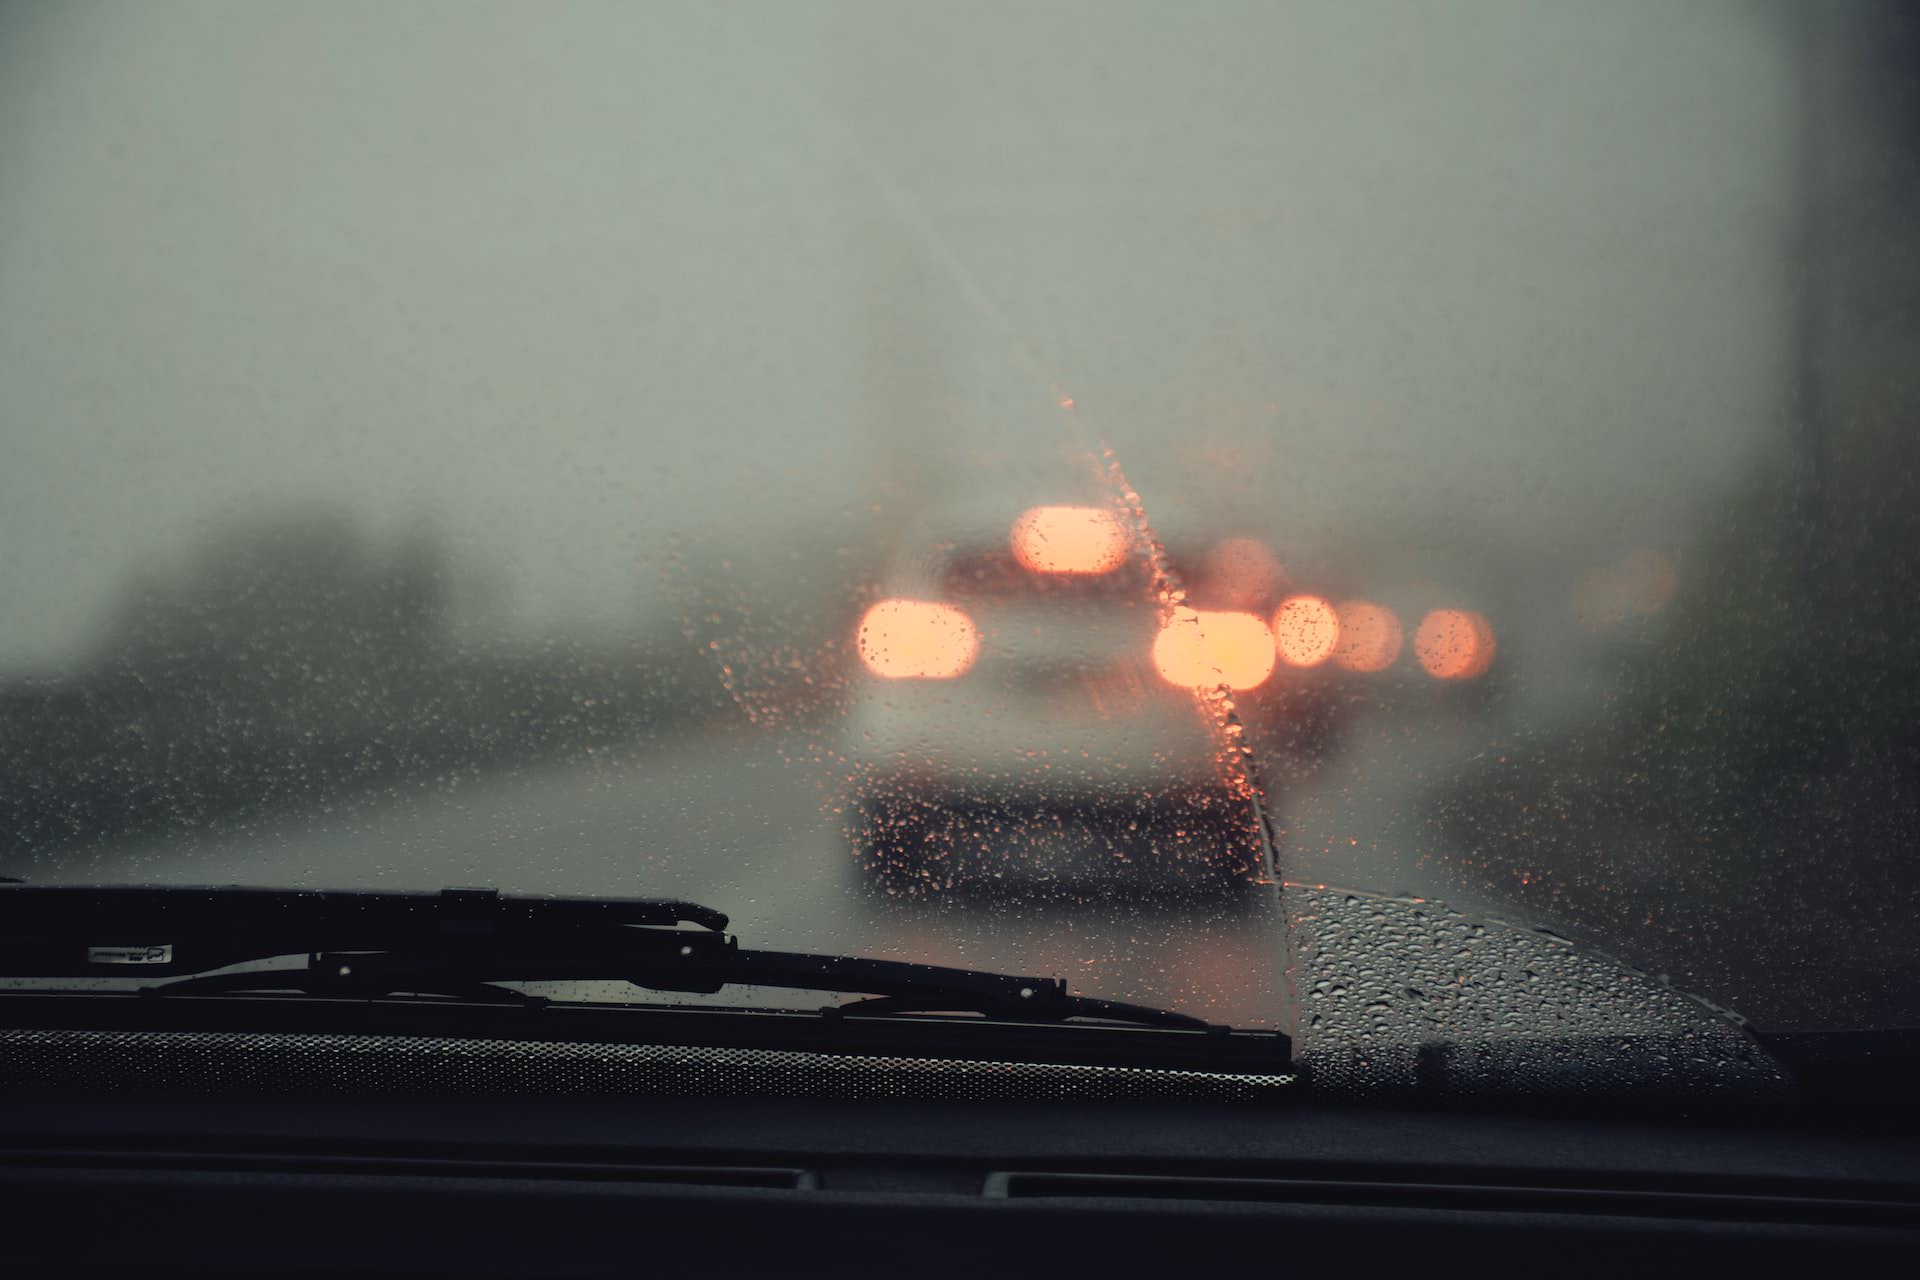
<box><xmin>86</xmin><ymin>944</ymin><xmax>174</xmax><ymax>965</ymax></box>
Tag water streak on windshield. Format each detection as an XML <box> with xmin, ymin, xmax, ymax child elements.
<box><xmin>1098</xmin><ymin>445</ymin><xmax>1280</xmax><ymax>883</ymax></box>
<box><xmin>2</xmin><ymin>0</ymin><xmax>1917</xmax><ymax>1039</ymax></box>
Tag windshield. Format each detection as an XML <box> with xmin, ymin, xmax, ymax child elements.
<box><xmin>3</xmin><ymin>0</ymin><xmax>1915</xmax><ymax>1041</ymax></box>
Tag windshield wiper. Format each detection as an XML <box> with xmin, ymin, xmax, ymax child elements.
<box><xmin>0</xmin><ymin>884</ymin><xmax>1211</xmax><ymax>1031</ymax></box>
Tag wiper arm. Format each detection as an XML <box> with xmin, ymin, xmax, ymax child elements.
<box><xmin>0</xmin><ymin>883</ymin><xmax>725</xmax><ymax>976</ymax></box>
<box><xmin>0</xmin><ymin>884</ymin><xmax>1211</xmax><ymax>1031</ymax></box>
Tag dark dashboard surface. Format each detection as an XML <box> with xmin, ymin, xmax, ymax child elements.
<box><xmin>5</xmin><ymin>1036</ymin><xmax>1918</xmax><ymax>1278</ymax></box>
<box><xmin>2</xmin><ymin>984</ymin><xmax>1914</xmax><ymax>1277</ymax></box>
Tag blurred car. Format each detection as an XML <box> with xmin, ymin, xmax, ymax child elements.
<box><xmin>840</xmin><ymin>500</ymin><xmax>1339</xmax><ymax>898</ymax></box>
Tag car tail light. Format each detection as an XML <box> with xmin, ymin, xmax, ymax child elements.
<box><xmin>1571</xmin><ymin>567</ymin><xmax>1630</xmax><ymax>633</ymax></box>
<box><xmin>1331</xmin><ymin>600</ymin><xmax>1402</xmax><ymax>673</ymax></box>
<box><xmin>1152</xmin><ymin>607</ymin><xmax>1277</xmax><ymax>691</ymax></box>
<box><xmin>1010</xmin><ymin>505</ymin><xmax>1130</xmax><ymax>575</ymax></box>
<box><xmin>856</xmin><ymin>599</ymin><xmax>981</xmax><ymax>680</ymax></box>
<box><xmin>1413</xmin><ymin>608</ymin><xmax>1496</xmax><ymax>680</ymax></box>
<box><xmin>1205</xmin><ymin>537</ymin><xmax>1286</xmax><ymax>608</ymax></box>
<box><xmin>1620</xmin><ymin>548</ymin><xmax>1676</xmax><ymax>614</ymax></box>
<box><xmin>1272</xmin><ymin>594</ymin><xmax>1340</xmax><ymax>668</ymax></box>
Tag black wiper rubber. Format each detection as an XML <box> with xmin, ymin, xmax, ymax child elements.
<box><xmin>0</xmin><ymin>884</ymin><xmax>1213</xmax><ymax>1031</ymax></box>
<box><xmin>825</xmin><ymin>992</ymin><xmax>1208</xmax><ymax>1030</ymax></box>
<box><xmin>0</xmin><ymin>883</ymin><xmax>725</xmax><ymax>948</ymax></box>
<box><xmin>148</xmin><ymin>970</ymin><xmax>549</xmax><ymax>1006</ymax></box>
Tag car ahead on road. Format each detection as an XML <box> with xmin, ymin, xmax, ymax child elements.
<box><xmin>840</xmin><ymin>500</ymin><xmax>1357</xmax><ymax>899</ymax></box>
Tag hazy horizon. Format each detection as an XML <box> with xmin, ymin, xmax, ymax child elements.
<box><xmin>3</xmin><ymin>0</ymin><xmax>1797</xmax><ymax>672</ymax></box>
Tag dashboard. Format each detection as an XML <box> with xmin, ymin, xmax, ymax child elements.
<box><xmin>1</xmin><ymin>1006</ymin><xmax>1915</xmax><ymax>1277</ymax></box>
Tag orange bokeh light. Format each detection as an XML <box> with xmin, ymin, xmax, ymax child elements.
<box><xmin>1572</xmin><ymin>567</ymin><xmax>1631</xmax><ymax>633</ymax></box>
<box><xmin>1331</xmin><ymin>600</ymin><xmax>1403</xmax><ymax>673</ymax></box>
<box><xmin>1271</xmin><ymin>595</ymin><xmax>1340</xmax><ymax>667</ymax></box>
<box><xmin>856</xmin><ymin>599</ymin><xmax>981</xmax><ymax>679</ymax></box>
<box><xmin>1621</xmin><ymin>548</ymin><xmax>1676</xmax><ymax>614</ymax></box>
<box><xmin>1010</xmin><ymin>505</ymin><xmax>1130</xmax><ymax>575</ymax></box>
<box><xmin>1152</xmin><ymin>607</ymin><xmax>1277</xmax><ymax>691</ymax></box>
<box><xmin>1205</xmin><ymin>537</ymin><xmax>1287</xmax><ymax>608</ymax></box>
<box><xmin>1575</xmin><ymin>549</ymin><xmax>1674</xmax><ymax>631</ymax></box>
<box><xmin>1414</xmin><ymin>608</ymin><xmax>1497</xmax><ymax>680</ymax></box>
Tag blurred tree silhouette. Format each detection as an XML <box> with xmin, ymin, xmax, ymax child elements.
<box><xmin>0</xmin><ymin>510</ymin><xmax>731</xmax><ymax>863</ymax></box>
<box><xmin>1434</xmin><ymin>2</ymin><xmax>1920</xmax><ymax>1027</ymax></box>
<box><xmin>1434</xmin><ymin>451</ymin><xmax>1920</xmax><ymax>1025</ymax></box>
<box><xmin>105</xmin><ymin>513</ymin><xmax>452</xmax><ymax>745</ymax></box>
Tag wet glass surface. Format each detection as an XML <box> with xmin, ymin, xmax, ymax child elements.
<box><xmin>3</xmin><ymin>1</ymin><xmax>1918</xmax><ymax>1035</ymax></box>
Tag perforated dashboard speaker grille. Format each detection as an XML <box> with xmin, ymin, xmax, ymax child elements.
<box><xmin>0</xmin><ymin>1028</ymin><xmax>1297</xmax><ymax>1103</ymax></box>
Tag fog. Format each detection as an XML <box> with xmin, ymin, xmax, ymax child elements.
<box><xmin>14</xmin><ymin>2</ymin><xmax>1915</xmax><ymax>1032</ymax></box>
<box><xmin>1</xmin><ymin>0</ymin><xmax>1794</xmax><ymax>669</ymax></box>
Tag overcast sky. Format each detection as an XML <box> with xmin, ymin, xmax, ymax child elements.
<box><xmin>0</xmin><ymin>0</ymin><xmax>1797</xmax><ymax>671</ymax></box>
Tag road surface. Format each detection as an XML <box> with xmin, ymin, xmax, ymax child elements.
<box><xmin>24</xmin><ymin>723</ymin><xmax>1343</xmax><ymax>1029</ymax></box>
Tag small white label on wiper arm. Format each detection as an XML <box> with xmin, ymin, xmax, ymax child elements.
<box><xmin>86</xmin><ymin>944</ymin><xmax>173</xmax><ymax>965</ymax></box>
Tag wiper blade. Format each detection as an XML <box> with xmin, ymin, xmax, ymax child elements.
<box><xmin>0</xmin><ymin>884</ymin><xmax>1212</xmax><ymax>1031</ymax></box>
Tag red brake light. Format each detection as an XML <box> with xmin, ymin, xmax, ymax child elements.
<box><xmin>1331</xmin><ymin>600</ymin><xmax>1403</xmax><ymax>673</ymax></box>
<box><xmin>1414</xmin><ymin>608</ymin><xmax>1496</xmax><ymax>680</ymax></box>
<box><xmin>1152</xmin><ymin>607</ymin><xmax>1277</xmax><ymax>691</ymax></box>
<box><xmin>1010</xmin><ymin>505</ymin><xmax>1130</xmax><ymax>575</ymax></box>
<box><xmin>1272</xmin><ymin>594</ymin><xmax>1340</xmax><ymax>667</ymax></box>
<box><xmin>857</xmin><ymin>599</ymin><xmax>981</xmax><ymax>680</ymax></box>
<box><xmin>1205</xmin><ymin>537</ymin><xmax>1286</xmax><ymax>608</ymax></box>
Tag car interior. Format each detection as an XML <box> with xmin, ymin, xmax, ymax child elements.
<box><xmin>5</xmin><ymin>1</ymin><xmax>1918</xmax><ymax>1275</ymax></box>
<box><xmin>3</xmin><ymin>884</ymin><xmax>1917</xmax><ymax>1276</ymax></box>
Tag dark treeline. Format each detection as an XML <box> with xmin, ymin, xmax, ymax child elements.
<box><xmin>1434</xmin><ymin>460</ymin><xmax>1920</xmax><ymax>1025</ymax></box>
<box><xmin>0</xmin><ymin>513</ymin><xmax>731</xmax><ymax>863</ymax></box>
<box><xmin>1434</xmin><ymin>4</ymin><xmax>1920</xmax><ymax>1027</ymax></box>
